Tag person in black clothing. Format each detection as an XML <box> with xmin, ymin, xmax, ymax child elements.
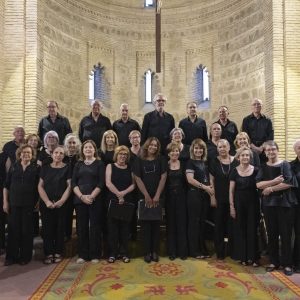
<box><xmin>207</xmin><ymin>122</ymin><xmax>222</xmax><ymax>163</ymax></box>
<box><xmin>3</xmin><ymin>125</ymin><xmax>25</xmax><ymax>171</ymax></box>
<box><xmin>229</xmin><ymin>147</ymin><xmax>259</xmax><ymax>266</ymax></box>
<box><xmin>0</xmin><ymin>152</ymin><xmax>7</xmax><ymax>255</ymax></box>
<box><xmin>242</xmin><ymin>98</ymin><xmax>274</xmax><ymax>163</ymax></box>
<box><xmin>234</xmin><ymin>132</ymin><xmax>260</xmax><ymax>168</ymax></box>
<box><xmin>112</xmin><ymin>103</ymin><xmax>141</xmax><ymax>147</ymax></box>
<box><xmin>169</xmin><ymin>128</ymin><xmax>190</xmax><ymax>164</ymax></box>
<box><xmin>216</xmin><ymin>106</ymin><xmax>238</xmax><ymax>155</ymax></box>
<box><xmin>141</xmin><ymin>93</ymin><xmax>175</xmax><ymax>153</ymax></box>
<box><xmin>257</xmin><ymin>141</ymin><xmax>296</xmax><ymax>276</ymax></box>
<box><xmin>179</xmin><ymin>101</ymin><xmax>208</xmax><ymax>145</ymax></box>
<box><xmin>72</xmin><ymin>140</ymin><xmax>105</xmax><ymax>264</ymax></box>
<box><xmin>38</xmin><ymin>100</ymin><xmax>72</xmax><ymax>145</ymax></box>
<box><xmin>209</xmin><ymin>139</ymin><xmax>238</xmax><ymax>260</ymax></box>
<box><xmin>186</xmin><ymin>139</ymin><xmax>214</xmax><ymax>259</ymax></box>
<box><xmin>165</xmin><ymin>142</ymin><xmax>188</xmax><ymax>260</ymax></box>
<box><xmin>106</xmin><ymin>146</ymin><xmax>135</xmax><ymax>263</ymax></box>
<box><xmin>38</xmin><ymin>146</ymin><xmax>71</xmax><ymax>264</ymax></box>
<box><xmin>3</xmin><ymin>144</ymin><xmax>39</xmax><ymax>265</ymax></box>
<box><xmin>290</xmin><ymin>139</ymin><xmax>300</xmax><ymax>273</ymax></box>
<box><xmin>133</xmin><ymin>137</ymin><xmax>167</xmax><ymax>263</ymax></box>
<box><xmin>63</xmin><ymin>133</ymin><xmax>81</xmax><ymax>240</ymax></box>
<box><xmin>100</xmin><ymin>130</ymin><xmax>119</xmax><ymax>165</ymax></box>
<box><xmin>78</xmin><ymin>100</ymin><xmax>112</xmax><ymax>148</ymax></box>
<box><xmin>37</xmin><ymin>131</ymin><xmax>59</xmax><ymax>166</ymax></box>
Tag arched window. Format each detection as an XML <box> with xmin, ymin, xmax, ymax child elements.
<box><xmin>89</xmin><ymin>63</ymin><xmax>110</xmax><ymax>106</ymax></box>
<box><xmin>194</xmin><ymin>64</ymin><xmax>211</xmax><ymax>108</ymax></box>
<box><xmin>145</xmin><ymin>69</ymin><xmax>154</xmax><ymax>103</ymax></box>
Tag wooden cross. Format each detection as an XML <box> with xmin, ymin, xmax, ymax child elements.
<box><xmin>155</xmin><ymin>0</ymin><xmax>162</xmax><ymax>73</ymax></box>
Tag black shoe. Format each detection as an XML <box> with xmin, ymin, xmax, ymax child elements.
<box><xmin>144</xmin><ymin>254</ymin><xmax>151</xmax><ymax>263</ymax></box>
<box><xmin>169</xmin><ymin>255</ymin><xmax>176</xmax><ymax>261</ymax></box>
<box><xmin>19</xmin><ymin>260</ymin><xmax>30</xmax><ymax>266</ymax></box>
<box><xmin>152</xmin><ymin>253</ymin><xmax>159</xmax><ymax>262</ymax></box>
<box><xmin>4</xmin><ymin>259</ymin><xmax>14</xmax><ymax>266</ymax></box>
<box><xmin>283</xmin><ymin>267</ymin><xmax>293</xmax><ymax>276</ymax></box>
<box><xmin>180</xmin><ymin>256</ymin><xmax>187</xmax><ymax>260</ymax></box>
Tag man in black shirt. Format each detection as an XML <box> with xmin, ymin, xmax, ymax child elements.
<box><xmin>2</xmin><ymin>126</ymin><xmax>25</xmax><ymax>169</ymax></box>
<box><xmin>242</xmin><ymin>98</ymin><xmax>274</xmax><ymax>162</ymax></box>
<box><xmin>112</xmin><ymin>103</ymin><xmax>141</xmax><ymax>147</ymax></box>
<box><xmin>38</xmin><ymin>101</ymin><xmax>72</xmax><ymax>145</ymax></box>
<box><xmin>141</xmin><ymin>93</ymin><xmax>175</xmax><ymax>153</ymax></box>
<box><xmin>78</xmin><ymin>100</ymin><xmax>112</xmax><ymax>149</ymax></box>
<box><xmin>216</xmin><ymin>105</ymin><xmax>238</xmax><ymax>155</ymax></box>
<box><xmin>179</xmin><ymin>101</ymin><xmax>208</xmax><ymax>145</ymax></box>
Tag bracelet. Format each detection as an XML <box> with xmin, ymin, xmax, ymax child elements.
<box><xmin>198</xmin><ymin>183</ymin><xmax>203</xmax><ymax>189</ymax></box>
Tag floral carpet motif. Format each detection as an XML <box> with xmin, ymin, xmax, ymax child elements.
<box><xmin>30</xmin><ymin>258</ymin><xmax>300</xmax><ymax>299</ymax></box>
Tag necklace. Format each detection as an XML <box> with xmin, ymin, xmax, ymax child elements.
<box><xmin>84</xmin><ymin>159</ymin><xmax>95</xmax><ymax>165</ymax></box>
<box><xmin>219</xmin><ymin>158</ymin><xmax>231</xmax><ymax>175</ymax></box>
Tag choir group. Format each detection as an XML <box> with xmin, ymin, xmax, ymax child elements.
<box><xmin>0</xmin><ymin>93</ymin><xmax>299</xmax><ymax>277</ymax></box>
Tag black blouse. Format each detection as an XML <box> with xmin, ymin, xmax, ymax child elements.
<box><xmin>186</xmin><ymin>159</ymin><xmax>210</xmax><ymax>187</ymax></box>
<box><xmin>71</xmin><ymin>160</ymin><xmax>105</xmax><ymax>204</ymax></box>
<box><xmin>133</xmin><ymin>156</ymin><xmax>167</xmax><ymax>198</ymax></box>
<box><xmin>4</xmin><ymin>161</ymin><xmax>40</xmax><ymax>207</ymax></box>
<box><xmin>40</xmin><ymin>164</ymin><xmax>70</xmax><ymax>202</ymax></box>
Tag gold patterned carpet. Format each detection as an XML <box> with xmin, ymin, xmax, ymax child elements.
<box><xmin>30</xmin><ymin>257</ymin><xmax>300</xmax><ymax>300</ymax></box>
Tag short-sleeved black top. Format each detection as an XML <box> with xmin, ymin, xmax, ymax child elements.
<box><xmin>209</xmin><ymin>157</ymin><xmax>238</xmax><ymax>203</ymax></box>
<box><xmin>71</xmin><ymin>160</ymin><xmax>105</xmax><ymax>204</ymax></box>
<box><xmin>107</xmin><ymin>164</ymin><xmax>133</xmax><ymax>202</ymax></box>
<box><xmin>133</xmin><ymin>156</ymin><xmax>167</xmax><ymax>198</ymax></box>
<box><xmin>256</xmin><ymin>161</ymin><xmax>296</xmax><ymax>207</ymax></box>
<box><xmin>186</xmin><ymin>159</ymin><xmax>210</xmax><ymax>188</ymax></box>
<box><xmin>4</xmin><ymin>161</ymin><xmax>40</xmax><ymax>207</ymax></box>
<box><xmin>230</xmin><ymin>167</ymin><xmax>258</xmax><ymax>191</ymax></box>
<box><xmin>38</xmin><ymin>148</ymin><xmax>53</xmax><ymax>166</ymax></box>
<box><xmin>99</xmin><ymin>150</ymin><xmax>115</xmax><ymax>166</ymax></box>
<box><xmin>40</xmin><ymin>164</ymin><xmax>70</xmax><ymax>202</ymax></box>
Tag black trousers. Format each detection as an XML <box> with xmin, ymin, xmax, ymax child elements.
<box><xmin>234</xmin><ymin>195</ymin><xmax>259</xmax><ymax>262</ymax></box>
<box><xmin>108</xmin><ymin>217</ymin><xmax>129</xmax><ymax>257</ymax></box>
<box><xmin>214</xmin><ymin>202</ymin><xmax>230</xmax><ymax>259</ymax></box>
<box><xmin>40</xmin><ymin>204</ymin><xmax>66</xmax><ymax>256</ymax></box>
<box><xmin>264</xmin><ymin>206</ymin><xmax>294</xmax><ymax>267</ymax></box>
<box><xmin>6</xmin><ymin>206</ymin><xmax>33</xmax><ymax>263</ymax></box>
<box><xmin>64</xmin><ymin>195</ymin><xmax>74</xmax><ymax>238</ymax></box>
<box><xmin>187</xmin><ymin>189</ymin><xmax>209</xmax><ymax>257</ymax></box>
<box><xmin>166</xmin><ymin>187</ymin><xmax>188</xmax><ymax>257</ymax></box>
<box><xmin>75</xmin><ymin>200</ymin><xmax>102</xmax><ymax>260</ymax></box>
<box><xmin>293</xmin><ymin>204</ymin><xmax>300</xmax><ymax>268</ymax></box>
<box><xmin>141</xmin><ymin>220</ymin><xmax>160</xmax><ymax>255</ymax></box>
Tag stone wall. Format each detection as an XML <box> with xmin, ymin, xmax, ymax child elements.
<box><xmin>0</xmin><ymin>0</ymin><xmax>299</xmax><ymax>158</ymax></box>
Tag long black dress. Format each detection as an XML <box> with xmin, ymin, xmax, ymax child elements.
<box><xmin>230</xmin><ymin>167</ymin><xmax>259</xmax><ymax>262</ymax></box>
<box><xmin>166</xmin><ymin>163</ymin><xmax>188</xmax><ymax>258</ymax></box>
<box><xmin>39</xmin><ymin>164</ymin><xmax>70</xmax><ymax>257</ymax></box>
<box><xmin>209</xmin><ymin>157</ymin><xmax>238</xmax><ymax>259</ymax></box>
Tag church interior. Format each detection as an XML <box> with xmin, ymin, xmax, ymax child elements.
<box><xmin>0</xmin><ymin>0</ymin><xmax>300</xmax><ymax>299</ymax></box>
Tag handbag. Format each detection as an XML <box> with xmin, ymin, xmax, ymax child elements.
<box><xmin>138</xmin><ymin>199</ymin><xmax>162</xmax><ymax>221</ymax></box>
<box><xmin>107</xmin><ymin>199</ymin><xmax>135</xmax><ymax>222</ymax></box>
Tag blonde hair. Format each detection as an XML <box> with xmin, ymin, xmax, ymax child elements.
<box><xmin>234</xmin><ymin>146</ymin><xmax>253</xmax><ymax>160</ymax></box>
<box><xmin>100</xmin><ymin>130</ymin><xmax>119</xmax><ymax>154</ymax></box>
<box><xmin>234</xmin><ymin>132</ymin><xmax>250</xmax><ymax>149</ymax></box>
<box><xmin>113</xmin><ymin>145</ymin><xmax>130</xmax><ymax>163</ymax></box>
<box><xmin>189</xmin><ymin>138</ymin><xmax>207</xmax><ymax>161</ymax></box>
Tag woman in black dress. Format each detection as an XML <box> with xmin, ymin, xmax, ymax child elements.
<box><xmin>100</xmin><ymin>130</ymin><xmax>119</xmax><ymax>165</ymax></box>
<box><xmin>3</xmin><ymin>144</ymin><xmax>39</xmax><ymax>265</ymax></box>
<box><xmin>229</xmin><ymin>146</ymin><xmax>259</xmax><ymax>266</ymax></box>
<box><xmin>290</xmin><ymin>139</ymin><xmax>300</xmax><ymax>273</ymax></box>
<box><xmin>166</xmin><ymin>142</ymin><xmax>188</xmax><ymax>260</ymax></box>
<box><xmin>133</xmin><ymin>137</ymin><xmax>167</xmax><ymax>263</ymax></box>
<box><xmin>256</xmin><ymin>140</ymin><xmax>296</xmax><ymax>276</ymax></box>
<box><xmin>169</xmin><ymin>128</ymin><xmax>190</xmax><ymax>164</ymax></box>
<box><xmin>207</xmin><ymin>122</ymin><xmax>222</xmax><ymax>163</ymax></box>
<box><xmin>234</xmin><ymin>132</ymin><xmax>260</xmax><ymax>167</ymax></box>
<box><xmin>63</xmin><ymin>133</ymin><xmax>81</xmax><ymax>240</ymax></box>
<box><xmin>186</xmin><ymin>139</ymin><xmax>214</xmax><ymax>259</ymax></box>
<box><xmin>37</xmin><ymin>131</ymin><xmax>59</xmax><ymax>166</ymax></box>
<box><xmin>38</xmin><ymin>146</ymin><xmax>71</xmax><ymax>264</ymax></box>
<box><xmin>106</xmin><ymin>146</ymin><xmax>135</xmax><ymax>263</ymax></box>
<box><xmin>72</xmin><ymin>140</ymin><xmax>105</xmax><ymax>264</ymax></box>
<box><xmin>209</xmin><ymin>139</ymin><xmax>237</xmax><ymax>259</ymax></box>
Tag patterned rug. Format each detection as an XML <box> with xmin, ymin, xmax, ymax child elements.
<box><xmin>30</xmin><ymin>257</ymin><xmax>300</xmax><ymax>299</ymax></box>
